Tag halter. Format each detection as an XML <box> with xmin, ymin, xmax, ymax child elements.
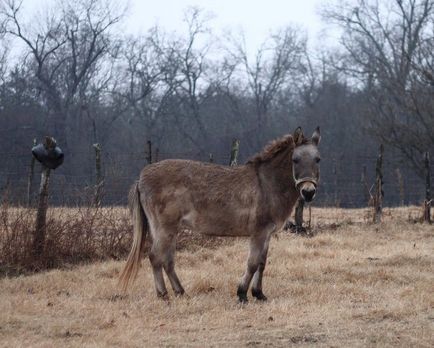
<box><xmin>294</xmin><ymin>177</ymin><xmax>318</xmax><ymax>188</ymax></box>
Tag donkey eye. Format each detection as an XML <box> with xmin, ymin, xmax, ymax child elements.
<box><xmin>315</xmin><ymin>157</ymin><xmax>321</xmax><ymax>163</ymax></box>
<box><xmin>292</xmin><ymin>157</ymin><xmax>300</xmax><ymax>164</ymax></box>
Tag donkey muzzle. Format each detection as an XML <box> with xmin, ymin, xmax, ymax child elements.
<box><xmin>301</xmin><ymin>185</ymin><xmax>316</xmax><ymax>202</ymax></box>
<box><xmin>295</xmin><ymin>178</ymin><xmax>318</xmax><ymax>202</ymax></box>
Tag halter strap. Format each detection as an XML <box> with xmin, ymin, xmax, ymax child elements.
<box><xmin>294</xmin><ymin>177</ymin><xmax>318</xmax><ymax>188</ymax></box>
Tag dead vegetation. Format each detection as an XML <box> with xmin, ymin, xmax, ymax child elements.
<box><xmin>0</xmin><ymin>204</ymin><xmax>132</xmax><ymax>274</ymax></box>
<box><xmin>0</xmin><ymin>206</ymin><xmax>433</xmax><ymax>347</ymax></box>
<box><xmin>0</xmin><ymin>203</ymin><xmax>233</xmax><ymax>275</ymax></box>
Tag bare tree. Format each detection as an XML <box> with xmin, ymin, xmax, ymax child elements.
<box><xmin>0</xmin><ymin>38</ymin><xmax>7</xmax><ymax>87</ymax></box>
<box><xmin>115</xmin><ymin>33</ymin><xmax>169</xmax><ymax>147</ymax></box>
<box><xmin>1</xmin><ymin>0</ymin><xmax>124</xmax><ymax>148</ymax></box>
<box><xmin>323</xmin><ymin>0</ymin><xmax>434</xmax><ymax>175</ymax></box>
<box><xmin>168</xmin><ymin>7</ymin><xmax>215</xmax><ymax>154</ymax></box>
<box><xmin>229</xmin><ymin>26</ymin><xmax>306</xmax><ymax>147</ymax></box>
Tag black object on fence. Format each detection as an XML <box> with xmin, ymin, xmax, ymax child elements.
<box><xmin>32</xmin><ymin>138</ymin><xmax>64</xmax><ymax>169</ymax></box>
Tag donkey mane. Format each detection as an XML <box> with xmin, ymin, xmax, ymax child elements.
<box><xmin>247</xmin><ymin>134</ymin><xmax>310</xmax><ymax>165</ymax></box>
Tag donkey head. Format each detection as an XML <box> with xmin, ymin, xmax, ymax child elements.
<box><xmin>292</xmin><ymin>127</ymin><xmax>321</xmax><ymax>202</ymax></box>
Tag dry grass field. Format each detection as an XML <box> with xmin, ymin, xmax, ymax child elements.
<box><xmin>0</xmin><ymin>207</ymin><xmax>433</xmax><ymax>347</ymax></box>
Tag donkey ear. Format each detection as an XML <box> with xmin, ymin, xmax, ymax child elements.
<box><xmin>286</xmin><ymin>134</ymin><xmax>295</xmax><ymax>149</ymax></box>
<box><xmin>293</xmin><ymin>127</ymin><xmax>304</xmax><ymax>146</ymax></box>
<box><xmin>312</xmin><ymin>126</ymin><xmax>321</xmax><ymax>146</ymax></box>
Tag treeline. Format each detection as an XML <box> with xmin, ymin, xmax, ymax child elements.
<box><xmin>0</xmin><ymin>0</ymin><xmax>433</xmax><ymax>207</ymax></box>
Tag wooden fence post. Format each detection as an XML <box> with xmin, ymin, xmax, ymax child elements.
<box><xmin>423</xmin><ymin>152</ymin><xmax>431</xmax><ymax>223</ymax></box>
<box><xmin>333</xmin><ymin>158</ymin><xmax>338</xmax><ymax>207</ymax></box>
<box><xmin>229</xmin><ymin>139</ymin><xmax>240</xmax><ymax>166</ymax></box>
<box><xmin>27</xmin><ymin>138</ymin><xmax>37</xmax><ymax>206</ymax></box>
<box><xmin>32</xmin><ymin>137</ymin><xmax>56</xmax><ymax>259</ymax></box>
<box><xmin>361</xmin><ymin>165</ymin><xmax>370</xmax><ymax>205</ymax></box>
<box><xmin>93</xmin><ymin>143</ymin><xmax>103</xmax><ymax>206</ymax></box>
<box><xmin>395</xmin><ymin>168</ymin><xmax>404</xmax><ymax>206</ymax></box>
<box><xmin>33</xmin><ymin>166</ymin><xmax>51</xmax><ymax>258</ymax></box>
<box><xmin>146</xmin><ymin>140</ymin><xmax>152</xmax><ymax>165</ymax></box>
<box><xmin>1</xmin><ymin>178</ymin><xmax>10</xmax><ymax>204</ymax></box>
<box><xmin>209</xmin><ymin>153</ymin><xmax>214</xmax><ymax>163</ymax></box>
<box><xmin>295</xmin><ymin>199</ymin><xmax>304</xmax><ymax>231</ymax></box>
<box><xmin>155</xmin><ymin>148</ymin><xmax>160</xmax><ymax>163</ymax></box>
<box><xmin>373</xmin><ymin>144</ymin><xmax>384</xmax><ymax>223</ymax></box>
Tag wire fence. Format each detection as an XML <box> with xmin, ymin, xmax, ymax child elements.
<box><xmin>0</xmin><ymin>146</ymin><xmax>432</xmax><ymax>208</ymax></box>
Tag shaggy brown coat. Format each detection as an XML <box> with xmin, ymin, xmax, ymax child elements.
<box><xmin>119</xmin><ymin>127</ymin><xmax>321</xmax><ymax>302</ymax></box>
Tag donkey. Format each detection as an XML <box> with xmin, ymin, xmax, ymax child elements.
<box><xmin>119</xmin><ymin>127</ymin><xmax>321</xmax><ymax>302</ymax></box>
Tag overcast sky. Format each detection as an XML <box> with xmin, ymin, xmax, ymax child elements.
<box><xmin>126</xmin><ymin>0</ymin><xmax>334</xmax><ymax>48</ymax></box>
<box><xmin>18</xmin><ymin>0</ymin><xmax>339</xmax><ymax>54</ymax></box>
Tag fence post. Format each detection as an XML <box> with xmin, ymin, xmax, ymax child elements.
<box><xmin>373</xmin><ymin>144</ymin><xmax>384</xmax><ymax>223</ymax></box>
<box><xmin>32</xmin><ymin>137</ymin><xmax>58</xmax><ymax>259</ymax></box>
<box><xmin>93</xmin><ymin>143</ymin><xmax>103</xmax><ymax>206</ymax></box>
<box><xmin>27</xmin><ymin>138</ymin><xmax>37</xmax><ymax>206</ymax></box>
<box><xmin>155</xmin><ymin>148</ymin><xmax>160</xmax><ymax>163</ymax></box>
<box><xmin>146</xmin><ymin>140</ymin><xmax>152</xmax><ymax>165</ymax></box>
<box><xmin>333</xmin><ymin>158</ymin><xmax>338</xmax><ymax>207</ymax></box>
<box><xmin>295</xmin><ymin>199</ymin><xmax>304</xmax><ymax>231</ymax></box>
<box><xmin>423</xmin><ymin>152</ymin><xmax>431</xmax><ymax>223</ymax></box>
<box><xmin>229</xmin><ymin>139</ymin><xmax>240</xmax><ymax>166</ymax></box>
<box><xmin>1</xmin><ymin>178</ymin><xmax>10</xmax><ymax>204</ymax></box>
<box><xmin>361</xmin><ymin>164</ymin><xmax>370</xmax><ymax>205</ymax></box>
<box><xmin>209</xmin><ymin>153</ymin><xmax>214</xmax><ymax>163</ymax></box>
<box><xmin>395</xmin><ymin>168</ymin><xmax>404</xmax><ymax>206</ymax></box>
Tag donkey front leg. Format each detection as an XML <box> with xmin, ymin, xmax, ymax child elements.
<box><xmin>251</xmin><ymin>235</ymin><xmax>271</xmax><ymax>301</ymax></box>
<box><xmin>237</xmin><ymin>225</ymin><xmax>275</xmax><ymax>303</ymax></box>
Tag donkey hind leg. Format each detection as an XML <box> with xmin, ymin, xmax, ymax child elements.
<box><xmin>149</xmin><ymin>245</ymin><xmax>168</xmax><ymax>299</ymax></box>
<box><xmin>163</xmin><ymin>237</ymin><xmax>185</xmax><ymax>296</ymax></box>
<box><xmin>251</xmin><ymin>235</ymin><xmax>271</xmax><ymax>301</ymax></box>
<box><xmin>237</xmin><ymin>225</ymin><xmax>275</xmax><ymax>303</ymax></box>
<box><xmin>149</xmin><ymin>231</ymin><xmax>184</xmax><ymax>298</ymax></box>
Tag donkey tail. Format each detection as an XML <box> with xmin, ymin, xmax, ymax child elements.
<box><xmin>118</xmin><ymin>181</ymin><xmax>148</xmax><ymax>292</ymax></box>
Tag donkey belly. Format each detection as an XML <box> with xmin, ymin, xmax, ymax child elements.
<box><xmin>183</xmin><ymin>205</ymin><xmax>254</xmax><ymax>237</ymax></box>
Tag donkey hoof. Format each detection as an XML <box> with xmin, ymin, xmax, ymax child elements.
<box><xmin>252</xmin><ymin>289</ymin><xmax>268</xmax><ymax>301</ymax></box>
<box><xmin>157</xmin><ymin>291</ymin><xmax>169</xmax><ymax>301</ymax></box>
<box><xmin>237</xmin><ymin>288</ymin><xmax>248</xmax><ymax>304</ymax></box>
<box><xmin>238</xmin><ymin>296</ymin><xmax>248</xmax><ymax>304</ymax></box>
<box><xmin>174</xmin><ymin>289</ymin><xmax>185</xmax><ymax>297</ymax></box>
